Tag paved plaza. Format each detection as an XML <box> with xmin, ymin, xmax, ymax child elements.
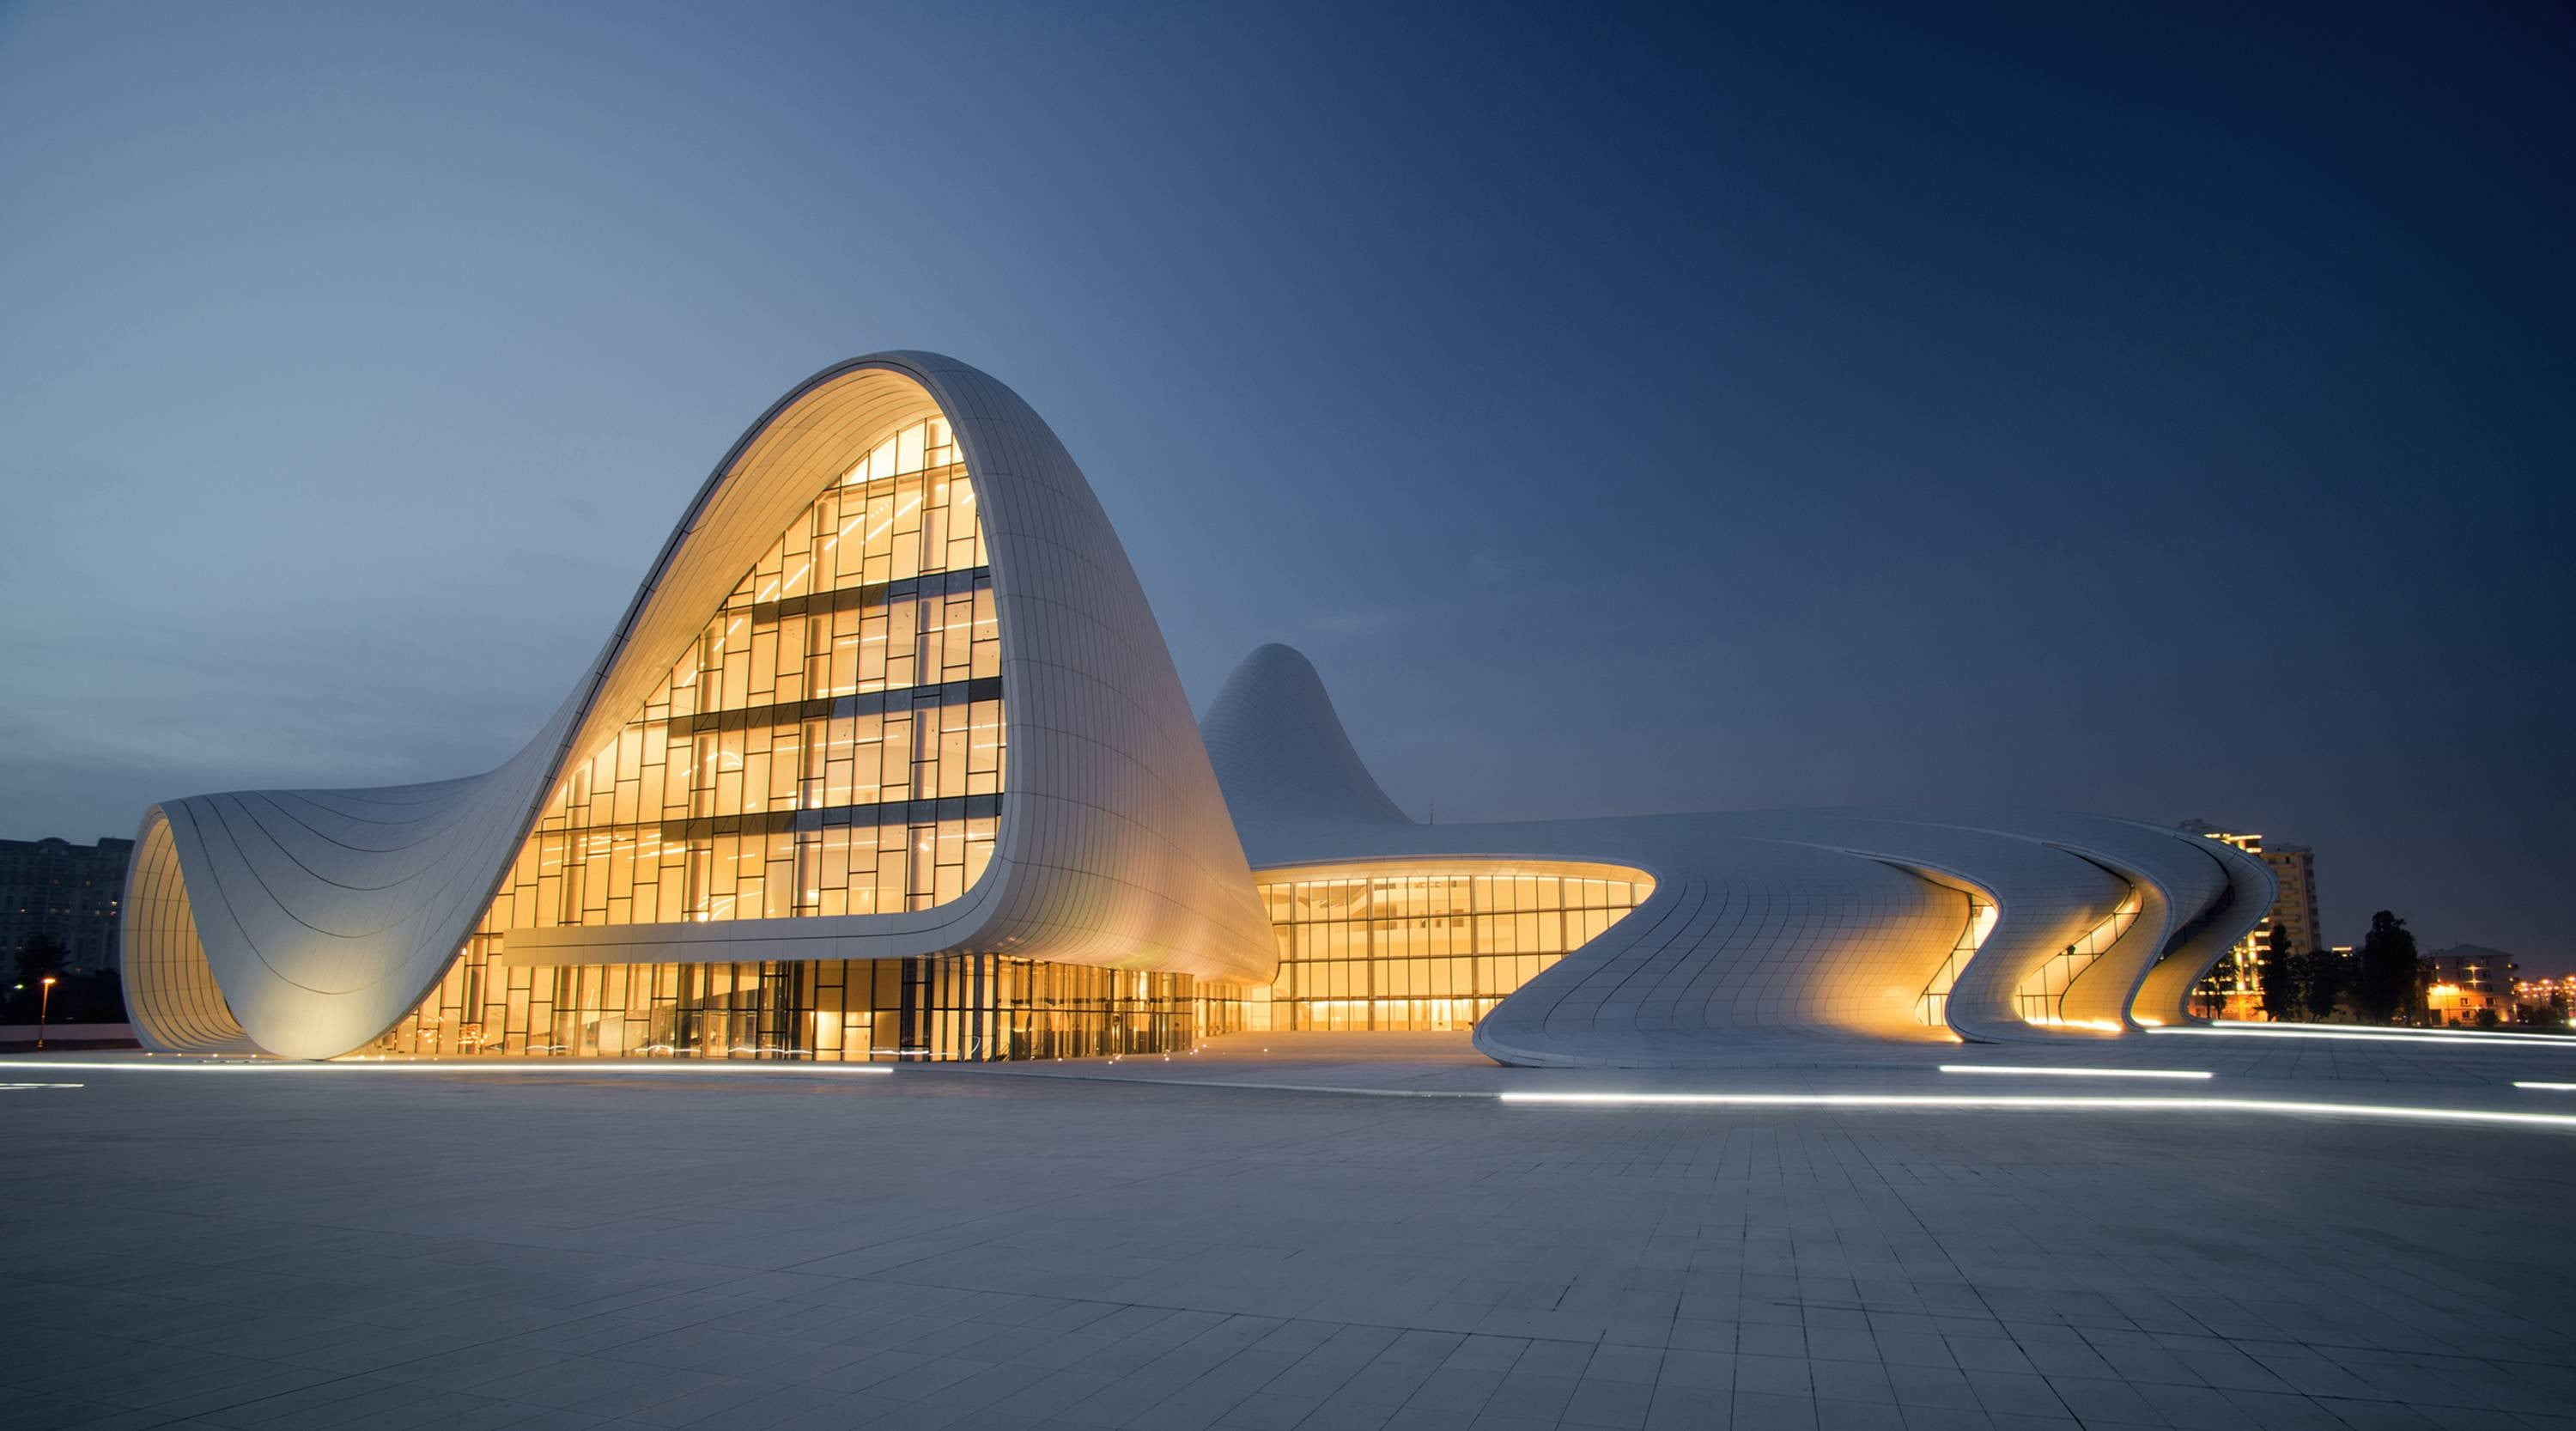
<box><xmin>7</xmin><ymin>1032</ymin><xmax>2576</xmax><ymax>1430</ymax></box>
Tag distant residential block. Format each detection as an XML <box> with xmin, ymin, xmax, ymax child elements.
<box><xmin>2177</xmin><ymin>821</ymin><xmax>2321</xmax><ymax>1020</ymax></box>
<box><xmin>1</xmin><ymin>836</ymin><xmax>133</xmax><ymax>975</ymax></box>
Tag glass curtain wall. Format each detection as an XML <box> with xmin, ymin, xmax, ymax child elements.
<box><xmin>378</xmin><ymin>954</ymin><xmax>1241</xmax><ymax>1062</ymax></box>
<box><xmin>1252</xmin><ymin>865</ymin><xmax>1652</xmax><ymax>1031</ymax></box>
<box><xmin>367</xmin><ymin>414</ymin><xmax>1221</xmax><ymax>1062</ymax></box>
<box><xmin>491</xmin><ymin>414</ymin><xmax>1004</xmax><ymax>936</ymax></box>
<box><xmin>2014</xmin><ymin>887</ymin><xmax>2144</xmax><ymax>1026</ymax></box>
<box><xmin>1915</xmin><ymin>892</ymin><xmax>1998</xmax><ymax>1027</ymax></box>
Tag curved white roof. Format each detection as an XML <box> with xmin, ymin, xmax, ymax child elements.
<box><xmin>124</xmin><ymin>354</ymin><xmax>1275</xmax><ymax>1058</ymax></box>
<box><xmin>1203</xmin><ymin>643</ymin><xmax>2274</xmax><ymax>1065</ymax></box>
<box><xmin>118</xmin><ymin>353</ymin><xmax>2270</xmax><ymax>1066</ymax></box>
<box><xmin>1201</xmin><ymin>643</ymin><xmax>1413</xmax><ymax>827</ymax></box>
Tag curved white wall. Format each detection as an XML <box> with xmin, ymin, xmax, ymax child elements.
<box><xmin>123</xmin><ymin>354</ymin><xmax>1276</xmax><ymax>1059</ymax></box>
<box><xmin>118</xmin><ymin>354</ymin><xmax>2272</xmax><ymax>1068</ymax></box>
<box><xmin>1203</xmin><ymin>643</ymin><xmax>2277</xmax><ymax>1066</ymax></box>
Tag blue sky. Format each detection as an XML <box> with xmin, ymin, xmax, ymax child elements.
<box><xmin>3</xmin><ymin>2</ymin><xmax>2569</xmax><ymax>961</ymax></box>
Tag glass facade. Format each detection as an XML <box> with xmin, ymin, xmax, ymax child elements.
<box><xmin>367</xmin><ymin>413</ymin><xmax>1226</xmax><ymax>1062</ymax></box>
<box><xmin>1911</xmin><ymin>882</ymin><xmax>2145</xmax><ymax>1030</ymax></box>
<box><xmin>1915</xmin><ymin>892</ymin><xmax>1999</xmax><ymax>1027</ymax></box>
<box><xmin>374</xmin><ymin>953</ymin><xmax>1236</xmax><ymax>1062</ymax></box>
<box><xmin>1249</xmin><ymin>863</ymin><xmax>1653</xmax><ymax>1031</ymax></box>
<box><xmin>2014</xmin><ymin>887</ymin><xmax>2144</xmax><ymax>1026</ymax></box>
<box><xmin>489</xmin><ymin>413</ymin><xmax>1005</xmax><ymax>935</ymax></box>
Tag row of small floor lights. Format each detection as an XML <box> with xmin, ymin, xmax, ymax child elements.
<box><xmin>28</xmin><ymin>1058</ymin><xmax>896</xmax><ymax>1075</ymax></box>
<box><xmin>39</xmin><ymin>1040</ymin><xmax>1223</xmax><ymax>1072</ymax></box>
<box><xmin>40</xmin><ymin>1043</ymin><xmax>1222</xmax><ymax>1071</ymax></box>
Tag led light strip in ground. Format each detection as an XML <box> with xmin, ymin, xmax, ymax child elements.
<box><xmin>2207</xmin><ymin>1019</ymin><xmax>2573</xmax><ymax>1044</ymax></box>
<box><xmin>2514</xmin><ymin>1082</ymin><xmax>2576</xmax><ymax>1092</ymax></box>
<box><xmin>2149</xmin><ymin>1025</ymin><xmax>2576</xmax><ymax>1049</ymax></box>
<box><xmin>16</xmin><ymin>1061</ymin><xmax>894</xmax><ymax>1075</ymax></box>
<box><xmin>1498</xmin><ymin>1091</ymin><xmax>2576</xmax><ymax>1130</ymax></box>
<box><xmin>1939</xmin><ymin>1065</ymin><xmax>2210</xmax><ymax>1080</ymax></box>
<box><xmin>32</xmin><ymin>1061</ymin><xmax>2576</xmax><ymax>1132</ymax></box>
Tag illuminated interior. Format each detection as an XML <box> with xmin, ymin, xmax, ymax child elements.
<box><xmin>2190</xmin><ymin>826</ymin><xmax>2268</xmax><ymax>1020</ymax></box>
<box><xmin>1248</xmin><ymin>861</ymin><xmax>1654</xmax><ymax>1031</ymax></box>
<box><xmin>378</xmin><ymin>953</ymin><xmax>1228</xmax><ymax>1063</ymax></box>
<box><xmin>1915</xmin><ymin>890</ymin><xmax>1998</xmax><ymax>1027</ymax></box>
<box><xmin>507</xmin><ymin>416</ymin><xmax>1001</xmax><ymax>929</ymax></box>
<box><xmin>368</xmin><ymin>416</ymin><xmax>1205</xmax><ymax>1061</ymax></box>
<box><xmin>119</xmin><ymin>352</ymin><xmax>2283</xmax><ymax>1067</ymax></box>
<box><xmin>2014</xmin><ymin>886</ymin><xmax>2145</xmax><ymax>1026</ymax></box>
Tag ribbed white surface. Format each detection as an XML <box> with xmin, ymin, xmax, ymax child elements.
<box><xmin>122</xmin><ymin>355</ymin><xmax>1275</xmax><ymax>1059</ymax></box>
<box><xmin>1201</xmin><ymin>644</ymin><xmax>1413</xmax><ymax>826</ymax></box>
<box><xmin>1203</xmin><ymin>645</ymin><xmax>2275</xmax><ymax>1066</ymax></box>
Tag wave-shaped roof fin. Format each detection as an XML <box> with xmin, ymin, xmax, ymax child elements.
<box><xmin>1201</xmin><ymin>644</ymin><xmax>1413</xmax><ymax>826</ymax></box>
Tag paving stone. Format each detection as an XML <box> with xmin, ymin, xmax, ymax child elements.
<box><xmin>6</xmin><ymin>1050</ymin><xmax>2576</xmax><ymax>1431</ymax></box>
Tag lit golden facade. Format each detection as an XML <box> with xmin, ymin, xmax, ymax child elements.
<box><xmin>1201</xmin><ymin>645</ymin><xmax>2275</xmax><ymax>1062</ymax></box>
<box><xmin>2015</xmin><ymin>887</ymin><xmax>2144</xmax><ymax>1026</ymax></box>
<box><xmin>377</xmin><ymin>416</ymin><xmax>1035</xmax><ymax>1059</ymax></box>
<box><xmin>1915</xmin><ymin>891</ymin><xmax>1998</xmax><ymax>1028</ymax></box>
<box><xmin>1249</xmin><ymin>862</ymin><xmax>1652</xmax><ymax>1031</ymax></box>
<box><xmin>122</xmin><ymin>354</ymin><xmax>1274</xmax><ymax>1060</ymax></box>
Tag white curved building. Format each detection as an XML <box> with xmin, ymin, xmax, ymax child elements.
<box><xmin>121</xmin><ymin>354</ymin><xmax>2271</xmax><ymax>1064</ymax></box>
<box><xmin>1200</xmin><ymin>645</ymin><xmax>2272</xmax><ymax>1065</ymax></box>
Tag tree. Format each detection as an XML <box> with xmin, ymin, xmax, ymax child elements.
<box><xmin>5</xmin><ymin>935</ymin><xmax>71</xmax><ymax>1021</ymax></box>
<box><xmin>2354</xmin><ymin>910</ymin><xmax>2421</xmax><ymax>1025</ymax></box>
<box><xmin>2304</xmin><ymin>947</ymin><xmax>2348</xmax><ymax>1022</ymax></box>
<box><xmin>2258</xmin><ymin>924</ymin><xmax>2308</xmax><ymax>1022</ymax></box>
<box><xmin>3</xmin><ymin>938</ymin><xmax>126</xmax><ymax>1025</ymax></box>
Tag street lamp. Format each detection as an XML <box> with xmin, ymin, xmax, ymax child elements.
<box><xmin>37</xmin><ymin>976</ymin><xmax>58</xmax><ymax>1051</ymax></box>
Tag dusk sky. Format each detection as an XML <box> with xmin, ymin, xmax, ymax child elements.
<box><xmin>3</xmin><ymin>3</ymin><xmax>2569</xmax><ymax>962</ymax></box>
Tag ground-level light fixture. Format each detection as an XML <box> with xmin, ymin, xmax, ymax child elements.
<box><xmin>1939</xmin><ymin>1065</ymin><xmax>2211</xmax><ymax>1080</ymax></box>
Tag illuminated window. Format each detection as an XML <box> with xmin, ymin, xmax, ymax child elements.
<box><xmin>377</xmin><ymin>954</ymin><xmax>1236</xmax><ymax>1063</ymax></box>
<box><xmin>369</xmin><ymin>417</ymin><xmax>1139</xmax><ymax>1063</ymax></box>
<box><xmin>479</xmin><ymin>416</ymin><xmax>1002</xmax><ymax>937</ymax></box>
<box><xmin>2014</xmin><ymin>886</ymin><xmax>2144</xmax><ymax>1026</ymax></box>
<box><xmin>1917</xmin><ymin>892</ymin><xmax>1998</xmax><ymax>1027</ymax></box>
<box><xmin>1251</xmin><ymin>862</ymin><xmax>1653</xmax><ymax>1032</ymax></box>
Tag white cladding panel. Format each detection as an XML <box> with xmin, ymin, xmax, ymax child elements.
<box><xmin>123</xmin><ymin>355</ymin><xmax>1274</xmax><ymax>1059</ymax></box>
<box><xmin>1203</xmin><ymin>644</ymin><xmax>2274</xmax><ymax>1066</ymax></box>
<box><xmin>115</xmin><ymin>351</ymin><xmax>2268</xmax><ymax>1067</ymax></box>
